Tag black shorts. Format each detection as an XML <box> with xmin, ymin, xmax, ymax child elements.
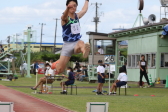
<box><xmin>65</xmin><ymin>80</ymin><xmax>74</xmax><ymax>86</ymax></box>
<box><xmin>116</xmin><ymin>81</ymin><xmax>127</xmax><ymax>87</ymax></box>
<box><xmin>98</xmin><ymin>73</ymin><xmax>105</xmax><ymax>83</ymax></box>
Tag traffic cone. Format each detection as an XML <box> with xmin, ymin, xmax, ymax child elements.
<box><xmin>149</xmin><ymin>74</ymin><xmax>153</xmax><ymax>86</ymax></box>
<box><xmin>165</xmin><ymin>75</ymin><xmax>168</xmax><ymax>88</ymax></box>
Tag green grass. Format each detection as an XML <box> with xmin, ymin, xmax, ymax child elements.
<box><xmin>1</xmin><ymin>75</ymin><xmax>168</xmax><ymax>112</ymax></box>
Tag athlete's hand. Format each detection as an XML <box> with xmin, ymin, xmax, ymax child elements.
<box><xmin>67</xmin><ymin>4</ymin><xmax>73</xmax><ymax>9</ymax></box>
<box><xmin>141</xmin><ymin>69</ymin><xmax>144</xmax><ymax>71</ymax></box>
<box><xmin>101</xmin><ymin>76</ymin><xmax>104</xmax><ymax>79</ymax></box>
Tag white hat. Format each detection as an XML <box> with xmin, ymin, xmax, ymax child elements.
<box><xmin>46</xmin><ymin>61</ymin><xmax>49</xmax><ymax>63</ymax></box>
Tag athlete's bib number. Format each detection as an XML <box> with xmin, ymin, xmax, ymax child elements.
<box><xmin>71</xmin><ymin>23</ymin><xmax>81</xmax><ymax>34</ymax></box>
<box><xmin>141</xmin><ymin>62</ymin><xmax>146</xmax><ymax>66</ymax></box>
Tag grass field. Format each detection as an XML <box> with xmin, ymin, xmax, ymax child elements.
<box><xmin>0</xmin><ymin>74</ymin><xmax>168</xmax><ymax>112</ymax></box>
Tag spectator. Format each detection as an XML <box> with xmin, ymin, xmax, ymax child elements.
<box><xmin>105</xmin><ymin>64</ymin><xmax>114</xmax><ymax>78</ymax></box>
<box><xmin>31</xmin><ymin>61</ymin><xmax>39</xmax><ymax>75</ymax></box>
<box><xmin>22</xmin><ymin>62</ymin><xmax>27</xmax><ymax>77</ymax></box>
<box><xmin>75</xmin><ymin>61</ymin><xmax>80</xmax><ymax>69</ymax></box>
<box><xmin>31</xmin><ymin>63</ymin><xmax>55</xmax><ymax>94</ymax></box>
<box><xmin>122</xmin><ymin>62</ymin><xmax>127</xmax><ymax>74</ymax></box>
<box><xmin>97</xmin><ymin>46</ymin><xmax>104</xmax><ymax>54</ymax></box>
<box><xmin>60</xmin><ymin>67</ymin><xmax>75</xmax><ymax>94</ymax></box>
<box><xmin>75</xmin><ymin>66</ymin><xmax>81</xmax><ymax>80</ymax></box>
<box><xmin>0</xmin><ymin>45</ymin><xmax>4</xmax><ymax>53</ymax></box>
<box><xmin>79</xmin><ymin>66</ymin><xmax>88</xmax><ymax>82</ymax></box>
<box><xmin>96</xmin><ymin>60</ymin><xmax>105</xmax><ymax>95</ymax></box>
<box><xmin>49</xmin><ymin>60</ymin><xmax>53</xmax><ymax>66</ymax></box>
<box><xmin>108</xmin><ymin>67</ymin><xmax>128</xmax><ymax>95</ymax></box>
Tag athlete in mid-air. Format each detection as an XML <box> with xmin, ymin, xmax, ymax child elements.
<box><xmin>52</xmin><ymin>0</ymin><xmax>90</xmax><ymax>73</ymax></box>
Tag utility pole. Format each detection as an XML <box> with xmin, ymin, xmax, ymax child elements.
<box><xmin>91</xmin><ymin>2</ymin><xmax>102</xmax><ymax>32</ymax></box>
<box><xmin>53</xmin><ymin>18</ymin><xmax>60</xmax><ymax>53</ymax></box>
<box><xmin>26</xmin><ymin>26</ymin><xmax>32</xmax><ymax>78</ymax></box>
<box><xmin>7</xmin><ymin>36</ymin><xmax>10</xmax><ymax>48</ymax></box>
<box><xmin>39</xmin><ymin>23</ymin><xmax>46</xmax><ymax>52</ymax></box>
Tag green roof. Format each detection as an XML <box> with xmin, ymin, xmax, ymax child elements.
<box><xmin>108</xmin><ymin>22</ymin><xmax>168</xmax><ymax>38</ymax></box>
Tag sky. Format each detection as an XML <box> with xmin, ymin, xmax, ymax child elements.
<box><xmin>0</xmin><ymin>0</ymin><xmax>162</xmax><ymax>44</ymax></box>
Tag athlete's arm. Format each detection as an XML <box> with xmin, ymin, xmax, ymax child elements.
<box><xmin>77</xmin><ymin>0</ymin><xmax>89</xmax><ymax>19</ymax></box>
<box><xmin>61</xmin><ymin>5</ymin><xmax>73</xmax><ymax>25</ymax></box>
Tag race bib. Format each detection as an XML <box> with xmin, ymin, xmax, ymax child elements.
<box><xmin>141</xmin><ymin>62</ymin><xmax>146</xmax><ymax>66</ymax></box>
<box><xmin>71</xmin><ymin>23</ymin><xmax>81</xmax><ymax>34</ymax></box>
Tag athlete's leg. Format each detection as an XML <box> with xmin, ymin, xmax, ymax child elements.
<box><xmin>55</xmin><ymin>56</ymin><xmax>70</xmax><ymax>74</ymax></box>
<box><xmin>144</xmin><ymin>73</ymin><xmax>150</xmax><ymax>85</ymax></box>
<box><xmin>110</xmin><ymin>83</ymin><xmax>116</xmax><ymax>92</ymax></box>
<box><xmin>97</xmin><ymin>83</ymin><xmax>101</xmax><ymax>92</ymax></box>
<box><xmin>100</xmin><ymin>83</ymin><xmax>104</xmax><ymax>93</ymax></box>
<box><xmin>60</xmin><ymin>82</ymin><xmax>66</xmax><ymax>91</ymax></box>
<box><xmin>74</xmin><ymin>40</ymin><xmax>90</xmax><ymax>58</ymax></box>
<box><xmin>139</xmin><ymin>72</ymin><xmax>143</xmax><ymax>86</ymax></box>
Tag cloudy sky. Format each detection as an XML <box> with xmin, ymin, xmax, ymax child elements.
<box><xmin>0</xmin><ymin>0</ymin><xmax>161</xmax><ymax>44</ymax></box>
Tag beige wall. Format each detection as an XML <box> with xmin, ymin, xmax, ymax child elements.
<box><xmin>4</xmin><ymin>44</ymin><xmax>63</xmax><ymax>52</ymax></box>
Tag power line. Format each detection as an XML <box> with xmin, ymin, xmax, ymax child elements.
<box><xmin>81</xmin><ymin>5</ymin><xmax>95</xmax><ymax>27</ymax></box>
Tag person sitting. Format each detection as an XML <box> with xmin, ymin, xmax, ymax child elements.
<box><xmin>60</xmin><ymin>67</ymin><xmax>75</xmax><ymax>94</ymax></box>
<box><xmin>31</xmin><ymin>63</ymin><xmax>55</xmax><ymax>94</ymax></box>
<box><xmin>96</xmin><ymin>46</ymin><xmax>104</xmax><ymax>55</ymax></box>
<box><xmin>108</xmin><ymin>67</ymin><xmax>128</xmax><ymax>95</ymax></box>
<box><xmin>79</xmin><ymin>66</ymin><xmax>88</xmax><ymax>82</ymax></box>
<box><xmin>76</xmin><ymin>67</ymin><xmax>82</xmax><ymax>80</ymax></box>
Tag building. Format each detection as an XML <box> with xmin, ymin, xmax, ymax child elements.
<box><xmin>4</xmin><ymin>42</ymin><xmax>63</xmax><ymax>53</ymax></box>
<box><xmin>108</xmin><ymin>21</ymin><xmax>168</xmax><ymax>82</ymax></box>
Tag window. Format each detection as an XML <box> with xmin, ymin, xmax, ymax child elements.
<box><xmin>34</xmin><ymin>46</ymin><xmax>40</xmax><ymax>48</ymax></box>
<box><xmin>151</xmin><ymin>54</ymin><xmax>156</xmax><ymax>67</ymax></box>
<box><xmin>132</xmin><ymin>55</ymin><xmax>136</xmax><ymax>67</ymax></box>
<box><xmin>161</xmin><ymin>53</ymin><xmax>168</xmax><ymax>67</ymax></box>
<box><xmin>165</xmin><ymin>54</ymin><xmax>168</xmax><ymax>67</ymax></box>
<box><xmin>146</xmin><ymin>54</ymin><xmax>151</xmax><ymax>67</ymax></box>
<box><xmin>136</xmin><ymin>55</ymin><xmax>140</xmax><ymax>67</ymax></box>
<box><xmin>161</xmin><ymin>53</ymin><xmax>164</xmax><ymax>67</ymax></box>
<box><xmin>92</xmin><ymin>40</ymin><xmax>115</xmax><ymax>55</ymax></box>
<box><xmin>128</xmin><ymin>55</ymin><xmax>131</xmax><ymax>67</ymax></box>
<box><xmin>128</xmin><ymin>53</ymin><xmax>156</xmax><ymax>68</ymax></box>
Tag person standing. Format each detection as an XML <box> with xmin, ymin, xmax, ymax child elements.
<box><xmin>22</xmin><ymin>62</ymin><xmax>27</xmax><ymax>77</ymax></box>
<box><xmin>139</xmin><ymin>55</ymin><xmax>151</xmax><ymax>88</ymax></box>
<box><xmin>96</xmin><ymin>60</ymin><xmax>105</xmax><ymax>95</ymax></box>
<box><xmin>31</xmin><ymin>61</ymin><xmax>39</xmax><ymax>75</ymax></box>
<box><xmin>51</xmin><ymin>0</ymin><xmax>90</xmax><ymax>74</ymax></box>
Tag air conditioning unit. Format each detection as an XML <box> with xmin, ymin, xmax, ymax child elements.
<box><xmin>160</xmin><ymin>0</ymin><xmax>168</xmax><ymax>6</ymax></box>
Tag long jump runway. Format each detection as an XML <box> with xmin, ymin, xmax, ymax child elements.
<box><xmin>0</xmin><ymin>85</ymin><xmax>74</xmax><ymax>112</ymax></box>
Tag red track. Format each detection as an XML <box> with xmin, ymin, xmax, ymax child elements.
<box><xmin>0</xmin><ymin>85</ymin><xmax>74</xmax><ymax>112</ymax></box>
